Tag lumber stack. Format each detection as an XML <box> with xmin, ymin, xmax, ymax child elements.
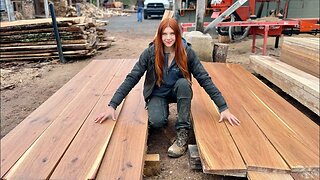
<box><xmin>280</xmin><ymin>37</ymin><xmax>319</xmax><ymax>78</ymax></box>
<box><xmin>250</xmin><ymin>55</ymin><xmax>319</xmax><ymax>116</ymax></box>
<box><xmin>0</xmin><ymin>17</ymin><xmax>112</xmax><ymax>61</ymax></box>
<box><xmin>1</xmin><ymin>59</ymin><xmax>148</xmax><ymax>179</ymax></box>
<box><xmin>192</xmin><ymin>63</ymin><xmax>319</xmax><ymax>179</ymax></box>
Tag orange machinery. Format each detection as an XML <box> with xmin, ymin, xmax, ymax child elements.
<box><xmin>209</xmin><ymin>0</ymin><xmax>319</xmax><ymax>34</ymax></box>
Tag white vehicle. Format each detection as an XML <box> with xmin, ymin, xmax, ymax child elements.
<box><xmin>144</xmin><ymin>0</ymin><xmax>170</xmax><ymax>19</ymax></box>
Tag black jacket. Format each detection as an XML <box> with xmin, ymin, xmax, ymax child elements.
<box><xmin>108</xmin><ymin>44</ymin><xmax>228</xmax><ymax>113</ymax></box>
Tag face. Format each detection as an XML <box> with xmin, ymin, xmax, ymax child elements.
<box><xmin>162</xmin><ymin>26</ymin><xmax>176</xmax><ymax>49</ymax></box>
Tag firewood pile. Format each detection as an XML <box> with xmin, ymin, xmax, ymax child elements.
<box><xmin>0</xmin><ymin>17</ymin><xmax>114</xmax><ymax>61</ymax></box>
<box><xmin>54</xmin><ymin>3</ymin><xmax>129</xmax><ymax>18</ymax></box>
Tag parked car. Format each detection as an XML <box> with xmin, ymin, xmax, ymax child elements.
<box><xmin>143</xmin><ymin>0</ymin><xmax>170</xmax><ymax>19</ymax></box>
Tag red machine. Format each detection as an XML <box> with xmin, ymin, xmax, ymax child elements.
<box><xmin>209</xmin><ymin>0</ymin><xmax>320</xmax><ymax>54</ymax></box>
<box><xmin>209</xmin><ymin>0</ymin><xmax>319</xmax><ymax>34</ymax></box>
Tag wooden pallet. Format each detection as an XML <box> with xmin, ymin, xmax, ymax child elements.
<box><xmin>1</xmin><ymin>59</ymin><xmax>148</xmax><ymax>179</ymax></box>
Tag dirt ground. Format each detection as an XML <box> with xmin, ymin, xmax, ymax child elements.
<box><xmin>1</xmin><ymin>24</ymin><xmax>318</xmax><ymax>179</ymax></box>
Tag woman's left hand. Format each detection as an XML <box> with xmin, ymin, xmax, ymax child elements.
<box><xmin>219</xmin><ymin>109</ymin><xmax>240</xmax><ymax>126</ymax></box>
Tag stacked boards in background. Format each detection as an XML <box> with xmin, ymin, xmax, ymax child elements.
<box><xmin>250</xmin><ymin>37</ymin><xmax>320</xmax><ymax>116</ymax></box>
<box><xmin>0</xmin><ymin>17</ymin><xmax>112</xmax><ymax>61</ymax></box>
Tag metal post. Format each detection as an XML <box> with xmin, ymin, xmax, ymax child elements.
<box><xmin>76</xmin><ymin>3</ymin><xmax>81</xmax><ymax>16</ymax></box>
<box><xmin>195</xmin><ymin>0</ymin><xmax>205</xmax><ymax>32</ymax></box>
<box><xmin>44</xmin><ymin>0</ymin><xmax>49</xmax><ymax>18</ymax></box>
<box><xmin>5</xmin><ymin>0</ymin><xmax>12</xmax><ymax>21</ymax></box>
<box><xmin>49</xmin><ymin>3</ymin><xmax>66</xmax><ymax>63</ymax></box>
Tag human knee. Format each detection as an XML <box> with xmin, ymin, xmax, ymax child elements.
<box><xmin>175</xmin><ymin>78</ymin><xmax>192</xmax><ymax>97</ymax></box>
<box><xmin>148</xmin><ymin>115</ymin><xmax>167</xmax><ymax>129</ymax></box>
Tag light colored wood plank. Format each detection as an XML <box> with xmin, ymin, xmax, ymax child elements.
<box><xmin>248</xmin><ymin>171</ymin><xmax>294</xmax><ymax>180</ymax></box>
<box><xmin>4</xmin><ymin>60</ymin><xmax>123</xmax><ymax>179</ymax></box>
<box><xmin>0</xmin><ymin>17</ymin><xmax>87</xmax><ymax>27</ymax></box>
<box><xmin>191</xmin><ymin>79</ymin><xmax>246</xmax><ymax>176</ymax></box>
<box><xmin>96</xmin><ymin>80</ymin><xmax>148</xmax><ymax>179</ymax></box>
<box><xmin>250</xmin><ymin>55</ymin><xmax>319</xmax><ymax>116</ymax></box>
<box><xmin>227</xmin><ymin>64</ymin><xmax>320</xmax><ymax>172</ymax></box>
<box><xmin>0</xmin><ymin>60</ymin><xmax>106</xmax><ymax>177</ymax></box>
<box><xmin>204</xmin><ymin>63</ymin><xmax>290</xmax><ymax>173</ymax></box>
<box><xmin>280</xmin><ymin>37</ymin><xmax>319</xmax><ymax>77</ymax></box>
<box><xmin>50</xmin><ymin>59</ymin><xmax>136</xmax><ymax>179</ymax></box>
<box><xmin>291</xmin><ymin>171</ymin><xmax>320</xmax><ymax>180</ymax></box>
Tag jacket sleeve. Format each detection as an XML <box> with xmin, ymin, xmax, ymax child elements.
<box><xmin>108</xmin><ymin>48</ymin><xmax>149</xmax><ymax>109</ymax></box>
<box><xmin>188</xmin><ymin>48</ymin><xmax>228</xmax><ymax>113</ymax></box>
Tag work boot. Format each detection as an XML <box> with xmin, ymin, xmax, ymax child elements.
<box><xmin>168</xmin><ymin>128</ymin><xmax>189</xmax><ymax>158</ymax></box>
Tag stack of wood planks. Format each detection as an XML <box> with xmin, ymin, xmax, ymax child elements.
<box><xmin>192</xmin><ymin>63</ymin><xmax>319</xmax><ymax>179</ymax></box>
<box><xmin>250</xmin><ymin>37</ymin><xmax>320</xmax><ymax>116</ymax></box>
<box><xmin>1</xmin><ymin>59</ymin><xmax>148</xmax><ymax>179</ymax></box>
<box><xmin>0</xmin><ymin>17</ymin><xmax>112</xmax><ymax>61</ymax></box>
<box><xmin>280</xmin><ymin>37</ymin><xmax>319</xmax><ymax>78</ymax></box>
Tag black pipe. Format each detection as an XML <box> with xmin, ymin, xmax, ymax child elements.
<box><xmin>49</xmin><ymin>2</ymin><xmax>66</xmax><ymax>63</ymax></box>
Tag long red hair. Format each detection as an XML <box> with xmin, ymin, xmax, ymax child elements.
<box><xmin>154</xmin><ymin>18</ymin><xmax>190</xmax><ymax>86</ymax></box>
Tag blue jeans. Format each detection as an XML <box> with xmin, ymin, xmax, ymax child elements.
<box><xmin>137</xmin><ymin>7</ymin><xmax>143</xmax><ymax>22</ymax></box>
<box><xmin>147</xmin><ymin>78</ymin><xmax>192</xmax><ymax>130</ymax></box>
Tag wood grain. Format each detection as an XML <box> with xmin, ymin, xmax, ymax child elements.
<box><xmin>191</xmin><ymin>79</ymin><xmax>246</xmax><ymax>176</ymax></box>
<box><xmin>50</xmin><ymin>59</ymin><xmax>137</xmax><ymax>179</ymax></box>
<box><xmin>4</xmin><ymin>60</ymin><xmax>123</xmax><ymax>179</ymax></box>
<box><xmin>250</xmin><ymin>55</ymin><xmax>319</xmax><ymax>116</ymax></box>
<box><xmin>204</xmin><ymin>63</ymin><xmax>290</xmax><ymax>173</ymax></box>
<box><xmin>0</xmin><ymin>60</ymin><xmax>107</xmax><ymax>177</ymax></box>
<box><xmin>96</xmin><ymin>81</ymin><xmax>148</xmax><ymax>180</ymax></box>
<box><xmin>227</xmin><ymin>64</ymin><xmax>319</xmax><ymax>172</ymax></box>
<box><xmin>248</xmin><ymin>171</ymin><xmax>294</xmax><ymax>180</ymax></box>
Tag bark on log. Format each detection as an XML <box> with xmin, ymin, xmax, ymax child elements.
<box><xmin>212</xmin><ymin>43</ymin><xmax>229</xmax><ymax>63</ymax></box>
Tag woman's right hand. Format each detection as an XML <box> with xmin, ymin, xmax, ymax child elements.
<box><xmin>95</xmin><ymin>106</ymin><xmax>116</xmax><ymax>124</ymax></box>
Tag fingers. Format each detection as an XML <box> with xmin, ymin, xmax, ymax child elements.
<box><xmin>95</xmin><ymin>113</ymin><xmax>108</xmax><ymax>124</ymax></box>
<box><xmin>218</xmin><ymin>116</ymin><xmax>223</xmax><ymax>123</ymax></box>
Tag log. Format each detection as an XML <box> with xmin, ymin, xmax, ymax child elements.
<box><xmin>212</xmin><ymin>43</ymin><xmax>229</xmax><ymax>62</ymax></box>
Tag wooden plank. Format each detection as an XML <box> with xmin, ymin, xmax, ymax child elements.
<box><xmin>0</xmin><ymin>17</ymin><xmax>87</xmax><ymax>28</ymax></box>
<box><xmin>250</xmin><ymin>55</ymin><xmax>319</xmax><ymax>116</ymax></box>
<box><xmin>50</xmin><ymin>59</ymin><xmax>136</xmax><ymax>179</ymax></box>
<box><xmin>291</xmin><ymin>171</ymin><xmax>320</xmax><ymax>180</ymax></box>
<box><xmin>227</xmin><ymin>64</ymin><xmax>320</xmax><ymax>172</ymax></box>
<box><xmin>143</xmin><ymin>154</ymin><xmax>160</xmax><ymax>177</ymax></box>
<box><xmin>0</xmin><ymin>26</ymin><xmax>84</xmax><ymax>36</ymax></box>
<box><xmin>204</xmin><ymin>63</ymin><xmax>290</xmax><ymax>173</ymax></box>
<box><xmin>191</xmin><ymin>79</ymin><xmax>247</xmax><ymax>176</ymax></box>
<box><xmin>280</xmin><ymin>37</ymin><xmax>319</xmax><ymax>77</ymax></box>
<box><xmin>0</xmin><ymin>39</ymin><xmax>88</xmax><ymax>47</ymax></box>
<box><xmin>0</xmin><ymin>44</ymin><xmax>91</xmax><ymax>51</ymax></box>
<box><xmin>95</xmin><ymin>80</ymin><xmax>148</xmax><ymax>179</ymax></box>
<box><xmin>247</xmin><ymin>171</ymin><xmax>294</xmax><ymax>180</ymax></box>
<box><xmin>3</xmin><ymin>60</ymin><xmax>122</xmax><ymax>179</ymax></box>
<box><xmin>0</xmin><ymin>60</ymin><xmax>109</xmax><ymax>177</ymax></box>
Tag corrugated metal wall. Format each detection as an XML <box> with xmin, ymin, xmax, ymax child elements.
<box><xmin>255</xmin><ymin>0</ymin><xmax>319</xmax><ymax>18</ymax></box>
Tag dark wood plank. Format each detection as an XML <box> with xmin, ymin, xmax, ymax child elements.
<box><xmin>204</xmin><ymin>63</ymin><xmax>290</xmax><ymax>173</ymax></box>
<box><xmin>228</xmin><ymin>64</ymin><xmax>319</xmax><ymax>159</ymax></box>
<box><xmin>0</xmin><ymin>60</ymin><xmax>108</xmax><ymax>177</ymax></box>
<box><xmin>96</xmin><ymin>80</ymin><xmax>148</xmax><ymax>179</ymax></box>
<box><xmin>191</xmin><ymin>79</ymin><xmax>247</xmax><ymax>176</ymax></box>
<box><xmin>50</xmin><ymin>59</ymin><xmax>137</xmax><ymax>179</ymax></box>
<box><xmin>3</xmin><ymin>60</ymin><xmax>122</xmax><ymax>179</ymax></box>
<box><xmin>225</xmin><ymin>64</ymin><xmax>319</xmax><ymax>172</ymax></box>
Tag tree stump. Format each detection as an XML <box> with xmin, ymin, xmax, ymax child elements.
<box><xmin>212</xmin><ymin>43</ymin><xmax>229</xmax><ymax>63</ymax></box>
